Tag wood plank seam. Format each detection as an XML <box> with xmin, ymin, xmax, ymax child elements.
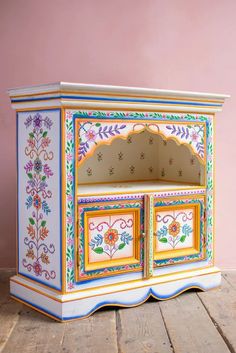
<box><xmin>197</xmin><ymin>293</ymin><xmax>236</xmax><ymax>353</ymax></box>
<box><xmin>222</xmin><ymin>273</ymin><xmax>236</xmax><ymax>289</ymax></box>
<box><xmin>158</xmin><ymin>302</ymin><xmax>175</xmax><ymax>353</ymax></box>
<box><xmin>115</xmin><ymin>310</ymin><xmax>122</xmax><ymax>353</ymax></box>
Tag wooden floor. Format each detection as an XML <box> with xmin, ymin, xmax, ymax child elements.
<box><xmin>0</xmin><ymin>271</ymin><xmax>236</xmax><ymax>353</ymax></box>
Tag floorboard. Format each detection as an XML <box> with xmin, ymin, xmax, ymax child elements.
<box><xmin>117</xmin><ymin>301</ymin><xmax>173</xmax><ymax>353</ymax></box>
<box><xmin>197</xmin><ymin>274</ymin><xmax>236</xmax><ymax>353</ymax></box>
<box><xmin>159</xmin><ymin>290</ymin><xmax>231</xmax><ymax>353</ymax></box>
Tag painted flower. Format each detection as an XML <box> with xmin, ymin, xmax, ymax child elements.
<box><xmin>67</xmin><ymin>173</ymin><xmax>73</xmax><ymax>182</ymax></box>
<box><xmin>41</xmin><ymin>252</ymin><xmax>50</xmax><ymax>264</ymax></box>
<box><xmin>34</xmin><ymin>158</ymin><xmax>42</xmax><ymax>173</ymax></box>
<box><xmin>67</xmin><ymin>282</ymin><xmax>74</xmax><ymax>290</ymax></box>
<box><xmin>40</xmin><ymin>226</ymin><xmax>49</xmax><ymax>240</ymax></box>
<box><xmin>67</xmin><ymin>260</ymin><xmax>73</xmax><ymax>269</ymax></box>
<box><xmin>67</xmin><ymin>131</ymin><xmax>73</xmax><ymax>140</ymax></box>
<box><xmin>27</xmin><ymin>138</ymin><xmax>35</xmax><ymax>148</ymax></box>
<box><xmin>67</xmin><ymin>216</ymin><xmax>73</xmax><ymax>224</ymax></box>
<box><xmin>168</xmin><ymin>221</ymin><xmax>181</xmax><ymax>237</ymax></box>
<box><xmin>190</xmin><ymin>131</ymin><xmax>199</xmax><ymax>142</ymax></box>
<box><xmin>67</xmin><ymin>194</ymin><xmax>73</xmax><ymax>202</ymax></box>
<box><xmin>104</xmin><ymin>228</ymin><xmax>119</xmax><ymax>246</ymax></box>
<box><xmin>66</xmin><ymin>153</ymin><xmax>73</xmax><ymax>162</ymax></box>
<box><xmin>85</xmin><ymin>129</ymin><xmax>96</xmax><ymax>142</ymax></box>
<box><xmin>27</xmin><ymin>224</ymin><xmax>36</xmax><ymax>239</ymax></box>
<box><xmin>33</xmin><ymin>261</ymin><xmax>42</xmax><ymax>276</ymax></box>
<box><xmin>43</xmin><ymin>164</ymin><xmax>53</xmax><ymax>177</ymax></box>
<box><xmin>33</xmin><ymin>194</ymin><xmax>41</xmax><ymax>209</ymax></box>
<box><xmin>26</xmin><ymin>249</ymin><xmax>35</xmax><ymax>259</ymax></box>
<box><xmin>67</xmin><ymin>237</ymin><xmax>73</xmax><ymax>246</ymax></box>
<box><xmin>33</xmin><ymin>113</ymin><xmax>42</xmax><ymax>129</ymax></box>
<box><xmin>41</xmin><ymin>137</ymin><xmax>51</xmax><ymax>148</ymax></box>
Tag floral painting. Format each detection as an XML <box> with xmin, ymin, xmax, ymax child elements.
<box><xmin>22</xmin><ymin>112</ymin><xmax>56</xmax><ymax>280</ymax></box>
<box><xmin>77</xmin><ymin>120</ymin><xmax>205</xmax><ymax>165</ymax></box>
<box><xmin>156</xmin><ymin>207</ymin><xmax>194</xmax><ymax>251</ymax></box>
<box><xmin>77</xmin><ymin>202</ymin><xmax>143</xmax><ymax>281</ymax></box>
<box><xmin>88</xmin><ymin>213</ymin><xmax>134</xmax><ymax>263</ymax></box>
<box><xmin>64</xmin><ymin>110</ymin><xmax>213</xmax><ymax>290</ymax></box>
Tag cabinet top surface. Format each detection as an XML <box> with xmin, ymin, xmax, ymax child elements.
<box><xmin>8</xmin><ymin>82</ymin><xmax>229</xmax><ymax>113</ymax></box>
<box><xmin>8</xmin><ymin>81</ymin><xmax>230</xmax><ymax>99</ymax></box>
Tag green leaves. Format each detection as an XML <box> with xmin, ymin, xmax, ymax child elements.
<box><xmin>118</xmin><ymin>243</ymin><xmax>126</xmax><ymax>250</ymax></box>
<box><xmin>29</xmin><ymin>132</ymin><xmax>34</xmax><ymax>138</ymax></box>
<box><xmin>94</xmin><ymin>247</ymin><xmax>104</xmax><ymax>254</ymax></box>
<box><xmin>95</xmin><ymin>123</ymin><xmax>101</xmax><ymax>127</ymax></box>
<box><xmin>42</xmin><ymin>131</ymin><xmax>48</xmax><ymax>138</ymax></box>
<box><xmin>41</xmin><ymin>175</ymin><xmax>46</xmax><ymax>181</ymax></box>
<box><xmin>180</xmin><ymin>235</ymin><xmax>186</xmax><ymax>243</ymax></box>
<box><xmin>29</xmin><ymin>217</ymin><xmax>35</xmax><ymax>225</ymax></box>
<box><xmin>41</xmin><ymin>220</ymin><xmax>46</xmax><ymax>227</ymax></box>
<box><xmin>27</xmin><ymin>173</ymin><xmax>33</xmax><ymax>179</ymax></box>
<box><xmin>159</xmin><ymin>237</ymin><xmax>168</xmax><ymax>243</ymax></box>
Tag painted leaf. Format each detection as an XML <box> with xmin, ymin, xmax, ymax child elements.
<box><xmin>41</xmin><ymin>220</ymin><xmax>46</xmax><ymax>227</ymax></box>
<box><xmin>118</xmin><ymin>242</ymin><xmax>126</xmax><ymax>250</ymax></box>
<box><xmin>159</xmin><ymin>237</ymin><xmax>168</xmax><ymax>243</ymax></box>
<box><xmin>180</xmin><ymin>235</ymin><xmax>186</xmax><ymax>243</ymax></box>
<box><xmin>29</xmin><ymin>217</ymin><xmax>35</xmax><ymax>225</ymax></box>
<box><xmin>27</xmin><ymin>173</ymin><xmax>33</xmax><ymax>179</ymax></box>
<box><xmin>25</xmin><ymin>196</ymin><xmax>33</xmax><ymax>209</ymax></box>
<box><xmin>93</xmin><ymin>247</ymin><xmax>104</xmax><ymax>254</ymax></box>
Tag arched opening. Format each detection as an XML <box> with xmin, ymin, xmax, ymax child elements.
<box><xmin>78</xmin><ymin>129</ymin><xmax>205</xmax><ymax>195</ymax></box>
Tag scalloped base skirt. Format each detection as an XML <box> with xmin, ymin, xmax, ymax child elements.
<box><xmin>10</xmin><ymin>266</ymin><xmax>221</xmax><ymax>322</ymax></box>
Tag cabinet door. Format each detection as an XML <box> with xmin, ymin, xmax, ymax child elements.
<box><xmin>153</xmin><ymin>195</ymin><xmax>206</xmax><ymax>267</ymax></box>
<box><xmin>77</xmin><ymin>199</ymin><xmax>143</xmax><ymax>281</ymax></box>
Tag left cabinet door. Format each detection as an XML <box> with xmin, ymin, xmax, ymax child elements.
<box><xmin>76</xmin><ymin>199</ymin><xmax>144</xmax><ymax>281</ymax></box>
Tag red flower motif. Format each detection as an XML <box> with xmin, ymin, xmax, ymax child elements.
<box><xmin>33</xmin><ymin>261</ymin><xmax>42</xmax><ymax>276</ymax></box>
<box><xmin>104</xmin><ymin>228</ymin><xmax>119</xmax><ymax>246</ymax></box>
<box><xmin>33</xmin><ymin>195</ymin><xmax>41</xmax><ymax>209</ymax></box>
<box><xmin>86</xmin><ymin>129</ymin><xmax>96</xmax><ymax>142</ymax></box>
<box><xmin>190</xmin><ymin>131</ymin><xmax>199</xmax><ymax>142</ymax></box>
<box><xmin>41</xmin><ymin>137</ymin><xmax>51</xmax><ymax>148</ymax></box>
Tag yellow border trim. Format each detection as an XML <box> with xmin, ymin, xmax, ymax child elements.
<box><xmin>10</xmin><ymin>265</ymin><xmax>219</xmax><ymax>304</ymax></box>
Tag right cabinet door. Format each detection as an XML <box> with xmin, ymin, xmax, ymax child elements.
<box><xmin>153</xmin><ymin>195</ymin><xmax>206</xmax><ymax>267</ymax></box>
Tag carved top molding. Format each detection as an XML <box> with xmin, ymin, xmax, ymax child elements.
<box><xmin>8</xmin><ymin>82</ymin><xmax>229</xmax><ymax>113</ymax></box>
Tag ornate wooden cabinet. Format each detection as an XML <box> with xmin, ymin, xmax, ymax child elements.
<box><xmin>8</xmin><ymin>83</ymin><xmax>229</xmax><ymax>321</ymax></box>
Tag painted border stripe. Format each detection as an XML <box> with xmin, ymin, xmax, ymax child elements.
<box><xmin>11</xmin><ymin>95</ymin><xmax>223</xmax><ymax>107</ymax></box>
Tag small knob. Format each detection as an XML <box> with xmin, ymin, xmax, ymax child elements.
<box><xmin>141</xmin><ymin>232</ymin><xmax>146</xmax><ymax>238</ymax></box>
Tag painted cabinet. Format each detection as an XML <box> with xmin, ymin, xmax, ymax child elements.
<box><xmin>8</xmin><ymin>82</ymin><xmax>229</xmax><ymax>321</ymax></box>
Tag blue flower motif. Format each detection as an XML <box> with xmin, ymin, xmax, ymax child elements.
<box><xmin>120</xmin><ymin>232</ymin><xmax>133</xmax><ymax>245</ymax></box>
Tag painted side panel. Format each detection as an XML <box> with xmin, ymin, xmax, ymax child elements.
<box><xmin>17</xmin><ymin>109</ymin><xmax>61</xmax><ymax>290</ymax></box>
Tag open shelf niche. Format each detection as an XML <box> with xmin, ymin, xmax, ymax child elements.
<box><xmin>78</xmin><ymin>129</ymin><xmax>205</xmax><ymax>195</ymax></box>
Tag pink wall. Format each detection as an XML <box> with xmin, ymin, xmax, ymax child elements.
<box><xmin>0</xmin><ymin>0</ymin><xmax>235</xmax><ymax>268</ymax></box>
